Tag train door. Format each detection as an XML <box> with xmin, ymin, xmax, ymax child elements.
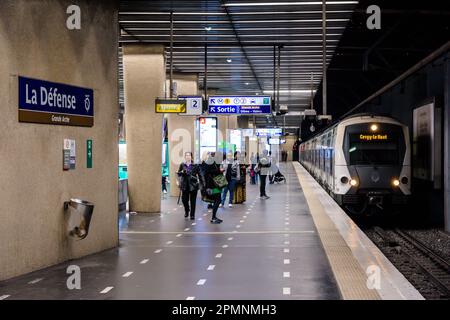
<box><xmin>331</xmin><ymin>127</ymin><xmax>337</xmax><ymax>193</ymax></box>
<box><xmin>326</xmin><ymin>132</ymin><xmax>333</xmax><ymax>190</ymax></box>
<box><xmin>321</xmin><ymin>135</ymin><xmax>326</xmax><ymax>183</ymax></box>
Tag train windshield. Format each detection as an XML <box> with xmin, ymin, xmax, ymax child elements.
<box><xmin>348</xmin><ymin>131</ymin><xmax>402</xmax><ymax>165</ymax></box>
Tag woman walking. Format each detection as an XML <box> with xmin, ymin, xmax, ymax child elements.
<box><xmin>177</xmin><ymin>152</ymin><xmax>200</xmax><ymax>220</ymax></box>
<box><xmin>201</xmin><ymin>152</ymin><xmax>226</xmax><ymax>224</ymax></box>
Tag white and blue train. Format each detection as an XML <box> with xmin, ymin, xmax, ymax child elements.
<box><xmin>299</xmin><ymin>114</ymin><xmax>411</xmax><ymax>214</ymax></box>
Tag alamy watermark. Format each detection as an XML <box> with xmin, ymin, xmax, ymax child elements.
<box><xmin>66</xmin><ymin>5</ymin><xmax>81</xmax><ymax>30</ymax></box>
<box><xmin>66</xmin><ymin>265</ymin><xmax>81</xmax><ymax>290</ymax></box>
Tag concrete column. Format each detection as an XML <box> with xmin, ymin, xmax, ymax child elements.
<box><xmin>167</xmin><ymin>74</ymin><xmax>198</xmax><ymax>197</ymax></box>
<box><xmin>444</xmin><ymin>53</ymin><xmax>450</xmax><ymax>233</ymax></box>
<box><xmin>123</xmin><ymin>44</ymin><xmax>165</xmax><ymax>213</ymax></box>
<box><xmin>218</xmin><ymin>115</ymin><xmax>239</xmax><ymax>152</ymax></box>
<box><xmin>237</xmin><ymin>116</ymin><xmax>249</xmax><ymax>129</ymax></box>
<box><xmin>0</xmin><ymin>0</ymin><xmax>118</xmax><ymax>281</ymax></box>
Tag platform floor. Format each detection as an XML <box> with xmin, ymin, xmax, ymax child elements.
<box><xmin>0</xmin><ymin>163</ymin><xmax>340</xmax><ymax>300</ymax></box>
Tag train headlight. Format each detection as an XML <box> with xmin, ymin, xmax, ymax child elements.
<box><xmin>340</xmin><ymin>176</ymin><xmax>349</xmax><ymax>184</ymax></box>
<box><xmin>401</xmin><ymin>177</ymin><xmax>408</xmax><ymax>184</ymax></box>
<box><xmin>392</xmin><ymin>179</ymin><xmax>400</xmax><ymax>187</ymax></box>
<box><xmin>350</xmin><ymin>179</ymin><xmax>358</xmax><ymax>187</ymax></box>
<box><xmin>370</xmin><ymin>124</ymin><xmax>378</xmax><ymax>131</ymax></box>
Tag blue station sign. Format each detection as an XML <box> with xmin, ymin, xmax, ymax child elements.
<box><xmin>18</xmin><ymin>76</ymin><xmax>94</xmax><ymax>127</ymax></box>
<box><xmin>208</xmin><ymin>96</ymin><xmax>271</xmax><ymax>115</ymax></box>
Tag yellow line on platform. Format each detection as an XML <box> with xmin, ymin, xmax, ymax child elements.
<box><xmin>293</xmin><ymin>162</ymin><xmax>380</xmax><ymax>300</ymax></box>
<box><xmin>120</xmin><ymin>230</ymin><xmax>315</xmax><ymax>235</ymax></box>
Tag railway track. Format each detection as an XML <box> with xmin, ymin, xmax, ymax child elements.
<box><xmin>370</xmin><ymin>227</ymin><xmax>450</xmax><ymax>299</ymax></box>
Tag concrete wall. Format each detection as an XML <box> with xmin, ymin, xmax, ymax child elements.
<box><xmin>356</xmin><ymin>52</ymin><xmax>449</xmax><ymax>226</ymax></box>
<box><xmin>123</xmin><ymin>44</ymin><xmax>165</xmax><ymax>213</ymax></box>
<box><xmin>0</xmin><ymin>0</ymin><xmax>119</xmax><ymax>280</ymax></box>
<box><xmin>167</xmin><ymin>74</ymin><xmax>198</xmax><ymax>196</ymax></box>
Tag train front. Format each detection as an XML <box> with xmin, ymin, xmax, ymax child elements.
<box><xmin>337</xmin><ymin>119</ymin><xmax>411</xmax><ymax>213</ymax></box>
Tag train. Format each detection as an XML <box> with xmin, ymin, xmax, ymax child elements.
<box><xmin>299</xmin><ymin>114</ymin><xmax>411</xmax><ymax>214</ymax></box>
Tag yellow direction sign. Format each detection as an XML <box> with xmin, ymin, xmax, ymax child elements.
<box><xmin>155</xmin><ymin>99</ymin><xmax>186</xmax><ymax>113</ymax></box>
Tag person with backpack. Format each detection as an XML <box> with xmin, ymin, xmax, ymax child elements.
<box><xmin>177</xmin><ymin>152</ymin><xmax>200</xmax><ymax>220</ymax></box>
<box><xmin>220</xmin><ymin>151</ymin><xmax>240</xmax><ymax>208</ymax></box>
<box><xmin>256</xmin><ymin>149</ymin><xmax>271</xmax><ymax>199</ymax></box>
<box><xmin>201</xmin><ymin>152</ymin><xmax>226</xmax><ymax>224</ymax></box>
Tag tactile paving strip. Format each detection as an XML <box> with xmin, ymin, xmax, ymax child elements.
<box><xmin>293</xmin><ymin>163</ymin><xmax>380</xmax><ymax>300</ymax></box>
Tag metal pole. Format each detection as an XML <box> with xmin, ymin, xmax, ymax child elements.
<box><xmin>445</xmin><ymin>53</ymin><xmax>450</xmax><ymax>233</ymax></box>
<box><xmin>169</xmin><ymin>11</ymin><xmax>174</xmax><ymax>98</ymax></box>
<box><xmin>310</xmin><ymin>72</ymin><xmax>314</xmax><ymax>109</ymax></box>
<box><xmin>273</xmin><ymin>46</ymin><xmax>276</xmax><ymax>110</ymax></box>
<box><xmin>204</xmin><ymin>44</ymin><xmax>208</xmax><ymax>100</ymax></box>
<box><xmin>322</xmin><ymin>0</ymin><xmax>327</xmax><ymax>115</ymax></box>
<box><xmin>277</xmin><ymin>46</ymin><xmax>281</xmax><ymax>113</ymax></box>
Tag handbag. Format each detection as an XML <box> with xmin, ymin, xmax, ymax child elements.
<box><xmin>213</xmin><ymin>174</ymin><xmax>228</xmax><ymax>188</ymax></box>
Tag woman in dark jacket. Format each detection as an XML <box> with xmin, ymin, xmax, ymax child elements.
<box><xmin>177</xmin><ymin>152</ymin><xmax>200</xmax><ymax>220</ymax></box>
<box><xmin>201</xmin><ymin>152</ymin><xmax>224</xmax><ymax>224</ymax></box>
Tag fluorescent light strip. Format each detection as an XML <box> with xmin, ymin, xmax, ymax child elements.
<box><xmin>122</xmin><ymin>39</ymin><xmax>340</xmax><ymax>43</ymax></box>
<box><xmin>124</xmin><ymin>27</ymin><xmax>346</xmax><ymax>31</ymax></box>
<box><xmin>120</xmin><ymin>19</ymin><xmax>349</xmax><ymax>23</ymax></box>
<box><xmin>223</xmin><ymin>1</ymin><xmax>358</xmax><ymax>6</ymax></box>
<box><xmin>166</xmin><ymin>51</ymin><xmax>334</xmax><ymax>55</ymax></box>
<box><xmin>170</xmin><ymin>45</ymin><xmax>337</xmax><ymax>49</ymax></box>
<box><xmin>127</xmin><ymin>33</ymin><xmax>341</xmax><ymax>37</ymax></box>
<box><xmin>119</xmin><ymin>10</ymin><xmax>353</xmax><ymax>16</ymax></box>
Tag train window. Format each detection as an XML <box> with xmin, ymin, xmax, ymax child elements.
<box><xmin>348</xmin><ymin>133</ymin><xmax>401</xmax><ymax>165</ymax></box>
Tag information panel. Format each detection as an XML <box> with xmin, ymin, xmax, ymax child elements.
<box><xmin>199</xmin><ymin>117</ymin><xmax>217</xmax><ymax>157</ymax></box>
<box><xmin>208</xmin><ymin>96</ymin><xmax>271</xmax><ymax>114</ymax></box>
<box><xmin>18</xmin><ymin>76</ymin><xmax>94</xmax><ymax>127</ymax></box>
<box><xmin>255</xmin><ymin>128</ymin><xmax>282</xmax><ymax>136</ymax></box>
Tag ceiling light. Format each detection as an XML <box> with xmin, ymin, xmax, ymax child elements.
<box><xmin>204</xmin><ymin>26</ymin><xmax>212</xmax><ymax>31</ymax></box>
<box><xmin>245</xmin><ymin>82</ymin><xmax>249</xmax><ymax>85</ymax></box>
<box><xmin>223</xmin><ymin>1</ymin><xmax>358</xmax><ymax>6</ymax></box>
<box><xmin>226</xmin><ymin>59</ymin><xmax>232</xmax><ymax>63</ymax></box>
<box><xmin>263</xmin><ymin>90</ymin><xmax>315</xmax><ymax>94</ymax></box>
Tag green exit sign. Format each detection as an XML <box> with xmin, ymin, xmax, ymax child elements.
<box><xmin>87</xmin><ymin>139</ymin><xmax>93</xmax><ymax>168</ymax></box>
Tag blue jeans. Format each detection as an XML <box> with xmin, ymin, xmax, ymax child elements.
<box><xmin>221</xmin><ymin>179</ymin><xmax>236</xmax><ymax>205</ymax></box>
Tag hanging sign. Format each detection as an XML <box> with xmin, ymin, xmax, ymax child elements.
<box><xmin>18</xmin><ymin>76</ymin><xmax>94</xmax><ymax>127</ymax></box>
<box><xmin>178</xmin><ymin>96</ymin><xmax>203</xmax><ymax>115</ymax></box>
<box><xmin>208</xmin><ymin>96</ymin><xmax>271</xmax><ymax>114</ymax></box>
<box><xmin>155</xmin><ymin>98</ymin><xmax>186</xmax><ymax>113</ymax></box>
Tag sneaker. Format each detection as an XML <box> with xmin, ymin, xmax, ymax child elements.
<box><xmin>210</xmin><ymin>218</ymin><xmax>222</xmax><ymax>224</ymax></box>
<box><xmin>163</xmin><ymin>190</ymin><xmax>167</xmax><ymax>194</ymax></box>
<box><xmin>184</xmin><ymin>213</ymin><xmax>189</xmax><ymax>218</ymax></box>
<box><xmin>190</xmin><ymin>216</ymin><xmax>195</xmax><ymax>220</ymax></box>
<box><xmin>219</xmin><ymin>204</ymin><xmax>224</xmax><ymax>208</ymax></box>
<box><xmin>264</xmin><ymin>195</ymin><xmax>270</xmax><ymax>199</ymax></box>
<box><xmin>228</xmin><ymin>204</ymin><xmax>233</xmax><ymax>208</ymax></box>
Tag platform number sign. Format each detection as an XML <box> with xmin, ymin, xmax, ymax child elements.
<box><xmin>178</xmin><ymin>96</ymin><xmax>203</xmax><ymax>116</ymax></box>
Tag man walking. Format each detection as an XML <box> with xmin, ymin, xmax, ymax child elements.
<box><xmin>257</xmin><ymin>150</ymin><xmax>271</xmax><ymax>199</ymax></box>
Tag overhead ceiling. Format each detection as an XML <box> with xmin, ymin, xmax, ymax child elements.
<box><xmin>119</xmin><ymin>0</ymin><xmax>358</xmax><ymax>129</ymax></box>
